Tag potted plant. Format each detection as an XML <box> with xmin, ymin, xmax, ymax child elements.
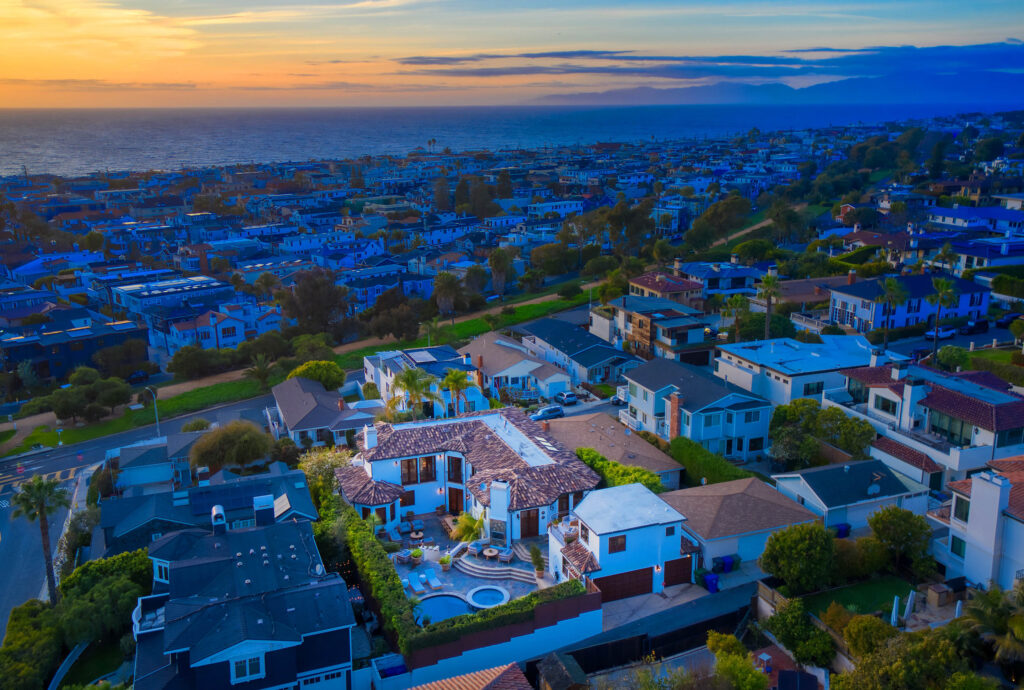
<box><xmin>530</xmin><ymin>545</ymin><xmax>545</xmax><ymax>579</ymax></box>
<box><xmin>439</xmin><ymin>554</ymin><xmax>452</xmax><ymax>572</ymax></box>
<box><xmin>411</xmin><ymin>548</ymin><xmax>423</xmax><ymax>566</ymax></box>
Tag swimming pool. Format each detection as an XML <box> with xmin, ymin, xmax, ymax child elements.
<box><xmin>467</xmin><ymin>585</ymin><xmax>510</xmax><ymax>609</ymax></box>
<box><xmin>416</xmin><ymin>595</ymin><xmax>471</xmax><ymax>625</ymax></box>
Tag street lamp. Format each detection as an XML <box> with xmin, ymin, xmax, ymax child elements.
<box><xmin>145</xmin><ymin>386</ymin><xmax>161</xmax><ymax>438</ymax></box>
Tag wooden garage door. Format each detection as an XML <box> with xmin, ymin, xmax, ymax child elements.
<box><xmin>664</xmin><ymin>556</ymin><xmax>692</xmax><ymax>586</ymax></box>
<box><xmin>594</xmin><ymin>567</ymin><xmax>653</xmax><ymax>602</ymax></box>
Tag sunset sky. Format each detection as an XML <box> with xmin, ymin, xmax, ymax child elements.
<box><xmin>2</xmin><ymin>0</ymin><xmax>1022</xmax><ymax>107</ymax></box>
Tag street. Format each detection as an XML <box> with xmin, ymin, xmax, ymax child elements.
<box><xmin>0</xmin><ymin>394</ymin><xmax>273</xmax><ymax>639</ymax></box>
<box><xmin>885</xmin><ymin>325</ymin><xmax>1015</xmax><ymax>357</ymax></box>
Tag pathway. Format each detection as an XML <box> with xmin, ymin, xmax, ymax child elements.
<box><xmin>710</xmin><ymin>202</ymin><xmax>808</xmax><ymax>248</ymax></box>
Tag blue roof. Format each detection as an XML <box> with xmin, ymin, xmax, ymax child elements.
<box><xmin>830</xmin><ymin>273</ymin><xmax>988</xmax><ymax>301</ymax></box>
<box><xmin>718</xmin><ymin>335</ymin><xmax>885</xmax><ymax>375</ymax></box>
<box><xmin>675</xmin><ymin>261</ymin><xmax>765</xmax><ymax>280</ymax></box>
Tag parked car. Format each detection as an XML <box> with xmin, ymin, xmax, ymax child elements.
<box><xmin>997</xmin><ymin>313</ymin><xmax>1022</xmax><ymax>328</ymax></box>
<box><xmin>925</xmin><ymin>326</ymin><xmax>956</xmax><ymax>340</ymax></box>
<box><xmin>959</xmin><ymin>320</ymin><xmax>989</xmax><ymax>335</ymax></box>
<box><xmin>554</xmin><ymin>391</ymin><xmax>578</xmax><ymax>406</ymax></box>
<box><xmin>530</xmin><ymin>405</ymin><xmax>564</xmax><ymax>421</ymax></box>
<box><xmin>610</xmin><ymin>396</ymin><xmax>625</xmax><ymax>406</ymax></box>
<box><xmin>127</xmin><ymin>370</ymin><xmax>151</xmax><ymax>385</ymax></box>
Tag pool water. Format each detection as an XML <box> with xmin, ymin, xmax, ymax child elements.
<box><xmin>416</xmin><ymin>595</ymin><xmax>471</xmax><ymax>625</ymax></box>
<box><xmin>471</xmin><ymin>588</ymin><xmax>505</xmax><ymax>606</ymax></box>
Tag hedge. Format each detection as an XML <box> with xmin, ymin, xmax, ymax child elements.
<box><xmin>969</xmin><ymin>356</ymin><xmax>1024</xmax><ymax>386</ymax></box>
<box><xmin>992</xmin><ymin>274</ymin><xmax>1024</xmax><ymax>299</ymax></box>
<box><xmin>668</xmin><ymin>437</ymin><xmax>754</xmax><ymax>486</ymax></box>
<box><xmin>576</xmin><ymin>447</ymin><xmax>665</xmax><ymax>493</ymax></box>
<box><xmin>835</xmin><ymin>246</ymin><xmax>879</xmax><ymax>265</ymax></box>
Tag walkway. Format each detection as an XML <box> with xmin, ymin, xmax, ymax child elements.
<box><xmin>709</xmin><ymin>203</ymin><xmax>808</xmax><ymax>249</ymax></box>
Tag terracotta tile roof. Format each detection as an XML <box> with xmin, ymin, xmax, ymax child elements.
<box><xmin>872</xmin><ymin>437</ymin><xmax>942</xmax><ymax>474</ymax></box>
<box><xmin>989</xmin><ymin>457</ymin><xmax>1024</xmax><ymax>473</ymax></box>
<box><xmin>840</xmin><ymin>365</ymin><xmax>896</xmax><ymax>386</ymax></box>
<box><xmin>947</xmin><ymin>479</ymin><xmax>972</xmax><ymax>497</ymax></box>
<box><xmin>359</xmin><ymin>408</ymin><xmax>599</xmax><ymax>511</ymax></box>
<box><xmin>952</xmin><ymin>370</ymin><xmax>1012</xmax><ymax>392</ymax></box>
<box><xmin>561</xmin><ymin>539</ymin><xmax>600</xmax><ymax>574</ymax></box>
<box><xmin>410</xmin><ymin>663</ymin><xmax>532</xmax><ymax>690</ymax></box>
<box><xmin>629</xmin><ymin>271</ymin><xmax>701</xmax><ymax>293</ymax></box>
<box><xmin>921</xmin><ymin>384</ymin><xmax>1024</xmax><ymax>432</ymax></box>
<box><xmin>335</xmin><ymin>465</ymin><xmax>404</xmax><ymax>506</ymax></box>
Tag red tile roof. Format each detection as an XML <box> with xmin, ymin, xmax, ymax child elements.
<box><xmin>561</xmin><ymin>539</ymin><xmax>600</xmax><ymax>574</ymax></box>
<box><xmin>410</xmin><ymin>663</ymin><xmax>532</xmax><ymax>690</ymax></box>
<box><xmin>871</xmin><ymin>437</ymin><xmax>942</xmax><ymax>474</ymax></box>
<box><xmin>840</xmin><ymin>365</ymin><xmax>896</xmax><ymax>386</ymax></box>
<box><xmin>920</xmin><ymin>384</ymin><xmax>1024</xmax><ymax>432</ymax></box>
<box><xmin>629</xmin><ymin>271</ymin><xmax>701</xmax><ymax>293</ymax></box>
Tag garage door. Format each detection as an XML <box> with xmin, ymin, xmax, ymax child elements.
<box><xmin>594</xmin><ymin>567</ymin><xmax>653</xmax><ymax>602</ymax></box>
<box><xmin>663</xmin><ymin>556</ymin><xmax>692</xmax><ymax>586</ymax></box>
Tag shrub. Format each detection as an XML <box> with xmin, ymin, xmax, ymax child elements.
<box><xmin>530</xmin><ymin>545</ymin><xmax>544</xmax><ymax>571</ymax></box>
<box><xmin>707</xmin><ymin>630</ymin><xmax>747</xmax><ymax>658</ymax></box>
<box><xmin>0</xmin><ymin>600</ymin><xmax>64</xmax><ymax>690</ymax></box>
<box><xmin>439</xmin><ymin>555</ymin><xmax>451</xmax><ymax>565</ymax></box>
<box><xmin>576</xmin><ymin>447</ymin><xmax>665</xmax><ymax>493</ymax></box>
<box><xmin>287</xmin><ymin>360</ymin><xmax>346</xmax><ymax>390</ymax></box>
<box><xmin>833</xmin><ymin>537</ymin><xmax>887</xmax><ymax>583</ymax></box>
<box><xmin>715</xmin><ymin>653</ymin><xmax>770</xmax><ymax>690</ymax></box>
<box><xmin>189</xmin><ymin>420</ymin><xmax>272</xmax><ymax>470</ymax></box>
<box><xmin>668</xmin><ymin>437</ymin><xmax>753</xmax><ymax>486</ymax></box>
<box><xmin>867</xmin><ymin>505</ymin><xmax>933</xmax><ymax>575</ymax></box>
<box><xmin>362</xmin><ymin>382</ymin><xmax>381</xmax><ymax>399</ymax></box>
<box><xmin>970</xmin><ymin>356</ymin><xmax>1024</xmax><ymax>386</ymax></box>
<box><xmin>866</xmin><ymin>316</ymin><xmax>969</xmax><ymax>345</ymax></box>
<box><xmin>821</xmin><ymin>601</ymin><xmax>855</xmax><ymax>634</ymax></box>
<box><xmin>764</xmin><ymin>598</ymin><xmax>835</xmax><ymax>667</ymax></box>
<box><xmin>760</xmin><ymin>522</ymin><xmax>836</xmax><ymax>595</ymax></box>
<box><xmin>557</xmin><ymin>282</ymin><xmax>582</xmax><ymax>299</ymax></box>
<box><xmin>636</xmin><ymin>430</ymin><xmax>670</xmax><ymax>453</ymax></box>
<box><xmin>181</xmin><ymin>418</ymin><xmax>211</xmax><ymax>432</ymax></box>
<box><xmin>411</xmin><ymin>548</ymin><xmax>423</xmax><ymax>559</ymax></box>
<box><xmin>843</xmin><ymin>614</ymin><xmax>897</xmax><ymax>658</ymax></box>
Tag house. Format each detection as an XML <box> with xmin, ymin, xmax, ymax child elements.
<box><xmin>772</xmin><ymin>460</ymin><xmax>928</xmax><ymax>530</ymax></box>
<box><xmin>268</xmin><ymin>377</ymin><xmax>376</xmax><ymax>448</ymax></box>
<box><xmin>107</xmin><ymin>432</ymin><xmax>204</xmax><ymax>492</ymax></box>
<box><xmin>363</xmin><ymin>346</ymin><xmax>489</xmax><ymax>418</ymax></box>
<box><xmin>628</xmin><ymin>271</ymin><xmax>703</xmax><ymax>308</ymax></box>
<box><xmin>928</xmin><ymin>458</ymin><xmax>1024</xmax><ymax>590</ymax></box>
<box><xmin>588</xmin><ymin>295</ymin><xmax>710</xmax><ymax>364</ymax></box>
<box><xmin>715</xmin><ymin>335</ymin><xmax>890</xmax><ymax>406</ymax></box>
<box><xmin>132</xmin><ymin>520</ymin><xmax>355</xmax><ymax>689</ymax></box>
<box><xmin>518</xmin><ymin>318</ymin><xmax>641</xmax><ymax>385</ymax></box>
<box><xmin>824</xmin><ymin>362</ymin><xmax>1024</xmax><ymax>488</ymax></box>
<box><xmin>659</xmin><ymin>478</ymin><xmax>817</xmax><ymax>576</ymax></box>
<box><xmin>546</xmin><ymin>413</ymin><xmax>684</xmax><ymax>489</ymax></box>
<box><xmin>340</xmin><ymin>408</ymin><xmax>599</xmax><ymax>542</ymax></box>
<box><xmin>94</xmin><ymin>462</ymin><xmax>318</xmax><ymax>557</ymax></box>
<box><xmin>547</xmin><ymin>484</ymin><xmax>698</xmax><ymax>602</ymax></box>
<box><xmin>673</xmin><ymin>259</ymin><xmax>765</xmax><ymax>302</ymax></box>
<box><xmin>618</xmin><ymin>358</ymin><xmax>772</xmax><ymax>461</ymax></box>
<box><xmin>458</xmin><ymin>331</ymin><xmax>572</xmax><ymax>403</ymax></box>
<box><xmin>828</xmin><ymin>273</ymin><xmax>989</xmax><ymax>334</ymax></box>
<box><xmin>0</xmin><ymin>318</ymin><xmax>149</xmax><ymax>382</ymax></box>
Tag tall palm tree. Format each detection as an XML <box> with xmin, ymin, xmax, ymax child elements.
<box><xmin>488</xmin><ymin>248</ymin><xmax>512</xmax><ymax>299</ymax></box>
<box><xmin>245</xmin><ymin>353</ymin><xmax>273</xmax><ymax>391</ymax></box>
<box><xmin>433</xmin><ymin>272</ymin><xmax>462</xmax><ymax>325</ymax></box>
<box><xmin>964</xmin><ymin>584</ymin><xmax>1024</xmax><ymax>668</ymax></box>
<box><xmin>926</xmin><ymin>276</ymin><xmax>959</xmax><ymax>359</ymax></box>
<box><xmin>874</xmin><ymin>277</ymin><xmax>909</xmax><ymax>350</ymax></box>
<box><xmin>931</xmin><ymin>242</ymin><xmax>957</xmax><ymax>272</ymax></box>
<box><xmin>392</xmin><ymin>368</ymin><xmax>441</xmax><ymax>420</ymax></box>
<box><xmin>757</xmin><ymin>275</ymin><xmax>782</xmax><ymax>341</ymax></box>
<box><xmin>442</xmin><ymin>368</ymin><xmax>477</xmax><ymax>417</ymax></box>
<box><xmin>13</xmin><ymin>476</ymin><xmax>70</xmax><ymax>605</ymax></box>
<box><xmin>723</xmin><ymin>293</ymin><xmax>750</xmax><ymax>343</ymax></box>
<box><xmin>421</xmin><ymin>317</ymin><xmax>446</xmax><ymax>347</ymax></box>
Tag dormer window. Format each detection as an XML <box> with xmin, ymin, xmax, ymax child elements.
<box><xmin>231</xmin><ymin>655</ymin><xmax>264</xmax><ymax>684</ymax></box>
<box><xmin>154</xmin><ymin>560</ymin><xmax>169</xmax><ymax>583</ymax></box>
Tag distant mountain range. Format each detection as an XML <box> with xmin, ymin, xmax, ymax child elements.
<box><xmin>534</xmin><ymin>71</ymin><xmax>1024</xmax><ymax>106</ymax></box>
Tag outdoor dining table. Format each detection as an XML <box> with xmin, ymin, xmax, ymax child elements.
<box><xmin>483</xmin><ymin>547</ymin><xmax>498</xmax><ymax>560</ymax></box>
<box><xmin>410</xmin><ymin>531</ymin><xmax>424</xmax><ymax>540</ymax></box>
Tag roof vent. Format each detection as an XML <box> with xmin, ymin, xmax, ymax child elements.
<box><xmin>244</xmin><ymin>579</ymin><xmax>252</xmax><ymax>585</ymax></box>
<box><xmin>867</xmin><ymin>482</ymin><xmax>881</xmax><ymax>496</ymax></box>
<box><xmin>236</xmin><ymin>561</ymin><xmax>243</xmax><ymax>567</ymax></box>
<box><xmin>260</xmin><ymin>545</ymin><xmax>267</xmax><ymax>551</ymax></box>
<box><xmin>249</xmin><ymin>549</ymin><xmax>255</xmax><ymax>555</ymax></box>
<box><xmin>843</xmin><ymin>465</ymin><xmax>850</xmax><ymax>473</ymax></box>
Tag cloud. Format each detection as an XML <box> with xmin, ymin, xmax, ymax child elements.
<box><xmin>178</xmin><ymin>0</ymin><xmax>425</xmax><ymax>26</ymax></box>
<box><xmin>0</xmin><ymin>78</ymin><xmax>196</xmax><ymax>90</ymax></box>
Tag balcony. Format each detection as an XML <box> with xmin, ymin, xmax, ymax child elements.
<box><xmin>616</xmin><ymin>385</ymin><xmax>627</xmax><ymax>401</ymax></box>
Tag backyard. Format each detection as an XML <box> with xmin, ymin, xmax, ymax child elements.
<box><xmin>59</xmin><ymin>639</ymin><xmax>124</xmax><ymax>687</ymax></box>
<box><xmin>804</xmin><ymin>575</ymin><xmax>914</xmax><ymax>617</ymax></box>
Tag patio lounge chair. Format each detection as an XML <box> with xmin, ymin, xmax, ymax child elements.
<box><xmin>396</xmin><ymin>549</ymin><xmax>411</xmax><ymax>564</ymax></box>
<box><xmin>399</xmin><ymin>522</ymin><xmax>412</xmax><ymax>535</ymax></box>
<box><xmin>406</xmin><ymin>576</ymin><xmax>426</xmax><ymax>595</ymax></box>
<box><xmin>497</xmin><ymin>547</ymin><xmax>514</xmax><ymax>563</ymax></box>
<box><xmin>411</xmin><ymin>519</ymin><xmax>424</xmax><ymax>531</ymax></box>
<box><xmin>421</xmin><ymin>536</ymin><xmax>435</xmax><ymax>547</ymax></box>
<box><xmin>388</xmin><ymin>527</ymin><xmax>402</xmax><ymax>543</ymax></box>
<box><xmin>466</xmin><ymin>541</ymin><xmax>483</xmax><ymax>556</ymax></box>
<box><xmin>422</xmin><ymin>568</ymin><xmax>443</xmax><ymax>590</ymax></box>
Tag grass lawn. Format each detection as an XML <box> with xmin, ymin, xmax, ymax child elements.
<box><xmin>0</xmin><ymin>429</ymin><xmax>14</xmax><ymax>445</ymax></box>
<box><xmin>593</xmin><ymin>384</ymin><xmax>616</xmax><ymax>398</ymax></box>
<box><xmin>60</xmin><ymin>639</ymin><xmax>124</xmax><ymax>687</ymax></box>
<box><xmin>969</xmin><ymin>348</ymin><xmax>1017</xmax><ymax>365</ymax></box>
<box><xmin>804</xmin><ymin>575</ymin><xmax>913</xmax><ymax>617</ymax></box>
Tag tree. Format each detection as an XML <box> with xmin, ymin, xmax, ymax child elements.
<box><xmin>454</xmin><ymin>177</ymin><xmax>470</xmax><ymax>209</ymax></box>
<box><xmin>927</xmin><ymin>277</ymin><xmax>959</xmax><ymax>360</ymax></box>
<box><xmin>832</xmin><ymin>629</ymin><xmax>968</xmax><ymax>690</ymax></box>
<box><xmin>488</xmin><ymin>248</ymin><xmax>512</xmax><ymax>298</ymax></box>
<box><xmin>707</xmin><ymin>630</ymin><xmax>748</xmax><ymax>659</ymax></box>
<box><xmin>962</xmin><ymin>582</ymin><xmax>1024</xmax><ymax>670</ymax></box>
<box><xmin>68</xmin><ymin>366</ymin><xmax>100</xmax><ymax>388</ymax></box>
<box><xmin>421</xmin><ymin>316</ymin><xmax>450</xmax><ymax>347</ymax></box>
<box><xmin>189</xmin><ymin>420</ymin><xmax>272</xmax><ymax>470</ymax></box>
<box><xmin>496</xmin><ymin>170</ymin><xmax>513</xmax><ymax>198</ymax></box>
<box><xmin>700</xmin><ymin>195</ymin><xmax>751</xmax><ymax>244</ymax></box>
<box><xmin>442</xmin><ymin>368</ymin><xmax>477</xmax><ymax>417</ymax></box>
<box><xmin>519</xmin><ymin>268</ymin><xmax>545</xmax><ymax>292</ymax></box>
<box><xmin>844</xmin><ymin>615</ymin><xmax>897</xmax><ymax>659</ymax></box>
<box><xmin>937</xmin><ymin>346</ymin><xmax>970</xmax><ymax>372</ymax></box>
<box><xmin>757</xmin><ymin>275</ymin><xmax>781</xmax><ymax>341</ymax></box>
<box><xmin>463</xmin><ymin>264</ymin><xmax>488</xmax><ymax>295</ymax></box>
<box><xmin>974</xmin><ymin>137</ymin><xmax>1005</xmax><ymax>163</ymax></box>
<box><xmin>932</xmin><ymin>242</ymin><xmax>957</xmax><ymax>272</ymax></box>
<box><xmin>292</xmin><ymin>332</ymin><xmax>335</xmax><ymax>363</ymax></box>
<box><xmin>723</xmin><ymin>294</ymin><xmax>750</xmax><ymax>343</ymax></box>
<box><xmin>557</xmin><ymin>282</ymin><xmax>582</xmax><ymax>299</ymax></box>
<box><xmin>531</xmin><ymin>243</ymin><xmax>571</xmax><ymax>276</ymax></box>
<box><xmin>245</xmin><ymin>353</ymin><xmax>273</xmax><ymax>391</ymax></box>
<box><xmin>867</xmin><ymin>505</ymin><xmax>933</xmax><ymax>575</ymax></box>
<box><xmin>91</xmin><ymin>338</ymin><xmax>149</xmax><ymax>378</ymax></box>
<box><xmin>768</xmin><ymin>200</ymin><xmax>801</xmax><ymax>242</ymax></box>
<box><xmin>763</xmin><ymin>598</ymin><xmax>835</xmax><ymax>667</ymax></box>
<box><xmin>50</xmin><ymin>386</ymin><xmax>87</xmax><ymax>423</ymax></box>
<box><xmin>432</xmin><ymin>177</ymin><xmax>451</xmax><ymax>211</ymax></box>
<box><xmin>928</xmin><ymin>139</ymin><xmax>949</xmax><ymax>180</ymax></box>
<box><xmin>61</xmin><ymin>574</ymin><xmax>143</xmax><ymax>644</ymax></box>
<box><xmin>738</xmin><ymin>313</ymin><xmax>795</xmax><ymax>342</ymax></box>
<box><xmin>389</xmin><ymin>368</ymin><xmax>440</xmax><ymax>420</ymax></box>
<box><xmin>16</xmin><ymin>360</ymin><xmax>38</xmax><ymax>393</ymax></box>
<box><xmin>93</xmin><ymin>378</ymin><xmax>131</xmax><ymax>416</ymax></box>
<box><xmin>276</xmin><ymin>268</ymin><xmax>349</xmax><ymax>334</ymax></box>
<box><xmin>875</xmin><ymin>277</ymin><xmax>910</xmax><ymax>350</ymax></box>
<box><xmin>298</xmin><ymin>447</ymin><xmax>351</xmax><ymax>509</ymax></box>
<box><xmin>287</xmin><ymin>360</ymin><xmax>346</xmax><ymax>391</ymax></box>
<box><xmin>12</xmin><ymin>476</ymin><xmax>70</xmax><ymax>604</ymax></box>
<box><xmin>760</xmin><ymin>522</ymin><xmax>835</xmax><ymax>594</ymax></box>
<box><xmin>253</xmin><ymin>271</ymin><xmax>281</xmax><ymax>298</ymax></box>
<box><xmin>433</xmin><ymin>272</ymin><xmax>462</xmax><ymax>323</ymax></box>
<box><xmin>652</xmin><ymin>238</ymin><xmax>675</xmax><ymax>268</ymax></box>
<box><xmin>715</xmin><ymin>653</ymin><xmax>769</xmax><ymax>690</ymax></box>
<box><xmin>83</xmin><ymin>230</ymin><xmax>104</xmax><ymax>251</ymax></box>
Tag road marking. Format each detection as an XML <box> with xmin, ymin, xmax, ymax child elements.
<box><xmin>0</xmin><ymin>467</ymin><xmax>78</xmax><ymax>493</ymax></box>
<box><xmin>0</xmin><ymin>500</ymin><xmax>9</xmax><ymax>509</ymax></box>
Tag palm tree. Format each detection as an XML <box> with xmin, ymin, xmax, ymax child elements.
<box><xmin>488</xmin><ymin>248</ymin><xmax>512</xmax><ymax>299</ymax></box>
<box><xmin>245</xmin><ymin>353</ymin><xmax>273</xmax><ymax>391</ymax></box>
<box><xmin>964</xmin><ymin>584</ymin><xmax>1024</xmax><ymax>669</ymax></box>
<box><xmin>392</xmin><ymin>368</ymin><xmax>441</xmax><ymax>420</ymax></box>
<box><xmin>723</xmin><ymin>293</ymin><xmax>750</xmax><ymax>343</ymax></box>
<box><xmin>13</xmin><ymin>476</ymin><xmax>70</xmax><ymax>605</ymax></box>
<box><xmin>931</xmin><ymin>242</ymin><xmax>957</xmax><ymax>272</ymax></box>
<box><xmin>421</xmin><ymin>316</ymin><xmax>447</xmax><ymax>347</ymax></box>
<box><xmin>757</xmin><ymin>274</ymin><xmax>782</xmax><ymax>341</ymax></box>
<box><xmin>433</xmin><ymin>272</ymin><xmax>462</xmax><ymax>325</ymax></box>
<box><xmin>874</xmin><ymin>277</ymin><xmax>909</xmax><ymax>350</ymax></box>
<box><xmin>926</xmin><ymin>276</ymin><xmax>959</xmax><ymax>359</ymax></box>
<box><xmin>442</xmin><ymin>368</ymin><xmax>477</xmax><ymax>417</ymax></box>
<box><xmin>452</xmin><ymin>512</ymin><xmax>485</xmax><ymax>541</ymax></box>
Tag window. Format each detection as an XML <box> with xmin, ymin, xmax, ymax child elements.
<box><xmin>628</xmin><ymin>383</ymin><xmax>637</xmax><ymax>397</ymax></box>
<box><xmin>580</xmin><ymin>523</ymin><xmax>589</xmax><ymax>543</ymax></box>
<box><xmin>929</xmin><ymin>409</ymin><xmax>972</xmax><ymax>447</ymax></box>
<box><xmin>447</xmin><ymin>457</ymin><xmax>462</xmax><ymax>483</ymax></box>
<box><xmin>744</xmin><ymin>410</ymin><xmax>760</xmax><ymax>424</ymax></box>
<box><xmin>419</xmin><ymin>457</ymin><xmax>436</xmax><ymax>483</ymax></box>
<box><xmin>874</xmin><ymin>396</ymin><xmax>898</xmax><ymax>416</ymax></box>
<box><xmin>682</xmin><ymin>412</ymin><xmax>690</xmax><ymax>426</ymax></box>
<box><xmin>951</xmin><ymin>536</ymin><xmax>966</xmax><ymax>559</ymax></box>
<box><xmin>953</xmin><ymin>496</ymin><xmax>970</xmax><ymax>523</ymax></box>
<box><xmin>401</xmin><ymin>458</ymin><xmax>418</xmax><ymax>484</ymax></box>
<box><xmin>609</xmin><ymin>535</ymin><xmax>626</xmax><ymax>553</ymax></box>
<box><xmin>400</xmin><ymin>490</ymin><xmax>415</xmax><ymax>507</ymax></box>
<box><xmin>665</xmin><ymin>526</ymin><xmax>675</xmax><ymax>537</ymax></box>
<box><xmin>155</xmin><ymin>562</ymin><xmax>169</xmax><ymax>582</ymax></box>
<box><xmin>726</xmin><ymin>413</ymin><xmax>733</xmax><ymax>424</ymax></box>
<box><xmin>749</xmin><ymin>437</ymin><xmax>764</xmax><ymax>451</ymax></box>
<box><xmin>222</xmin><ymin>327</ymin><xmax>236</xmax><ymax>337</ymax></box>
<box><xmin>998</xmin><ymin>428</ymin><xmax>1024</xmax><ymax>448</ymax></box>
<box><xmin>231</xmin><ymin>656</ymin><xmax>263</xmax><ymax>684</ymax></box>
<box><xmin>704</xmin><ymin>413</ymin><xmax>720</xmax><ymax>427</ymax></box>
<box><xmin>803</xmin><ymin>381</ymin><xmax>824</xmax><ymax>396</ymax></box>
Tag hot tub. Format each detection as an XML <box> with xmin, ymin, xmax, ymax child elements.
<box><xmin>466</xmin><ymin>585</ymin><xmax>510</xmax><ymax>609</ymax></box>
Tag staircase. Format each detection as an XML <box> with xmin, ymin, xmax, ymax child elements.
<box><xmin>454</xmin><ymin>557</ymin><xmax>537</xmax><ymax>584</ymax></box>
<box><xmin>512</xmin><ymin>539</ymin><xmax>549</xmax><ymax>568</ymax></box>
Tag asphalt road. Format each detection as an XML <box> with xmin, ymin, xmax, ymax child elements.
<box><xmin>0</xmin><ymin>394</ymin><xmax>273</xmax><ymax>639</ymax></box>
<box><xmin>885</xmin><ymin>326</ymin><xmax>1015</xmax><ymax>357</ymax></box>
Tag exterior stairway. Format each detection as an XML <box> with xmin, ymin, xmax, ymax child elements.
<box><xmin>512</xmin><ymin>539</ymin><xmax>549</xmax><ymax>568</ymax></box>
<box><xmin>453</xmin><ymin>556</ymin><xmax>537</xmax><ymax>584</ymax></box>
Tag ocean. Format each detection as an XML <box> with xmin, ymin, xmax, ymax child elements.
<box><xmin>0</xmin><ymin>103</ymin><xmax>1008</xmax><ymax>177</ymax></box>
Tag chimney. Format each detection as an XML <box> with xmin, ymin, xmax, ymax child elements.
<box><xmin>253</xmin><ymin>494</ymin><xmax>275</xmax><ymax>527</ymax></box>
<box><xmin>463</xmin><ymin>352</ymin><xmax>472</xmax><ymax>366</ymax></box>
<box><xmin>211</xmin><ymin>505</ymin><xmax>226</xmax><ymax>535</ymax></box>
<box><xmin>847</xmin><ymin>269</ymin><xmax>856</xmax><ymax>285</ymax></box>
<box><xmin>891</xmin><ymin>361</ymin><xmax>907</xmax><ymax>381</ymax></box>
<box><xmin>711</xmin><ymin>263</ymin><xmax>720</xmax><ymax>272</ymax></box>
<box><xmin>730</xmin><ymin>253</ymin><xmax>739</xmax><ymax>264</ymax></box>
<box><xmin>476</xmin><ymin>354</ymin><xmax>483</xmax><ymax>369</ymax></box>
<box><xmin>1002</xmin><ymin>243</ymin><xmax>1009</xmax><ymax>256</ymax></box>
<box><xmin>814</xmin><ymin>285</ymin><xmax>823</xmax><ymax>296</ymax></box>
<box><xmin>540</xmin><ymin>420</ymin><xmax>550</xmax><ymax>432</ymax></box>
<box><xmin>337</xmin><ymin>397</ymin><xmax>345</xmax><ymax>411</ymax></box>
<box><xmin>363</xmin><ymin>424</ymin><xmax>378</xmax><ymax>449</ymax></box>
<box><xmin>854</xmin><ymin>223</ymin><xmax>862</xmax><ymax>232</ymax></box>
<box><xmin>668</xmin><ymin>392</ymin><xmax>684</xmax><ymax>439</ymax></box>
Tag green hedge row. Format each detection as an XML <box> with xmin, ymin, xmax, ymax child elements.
<box><xmin>668</xmin><ymin>437</ymin><xmax>754</xmax><ymax>486</ymax></box>
<box><xmin>576</xmin><ymin>447</ymin><xmax>665</xmax><ymax>493</ymax></box>
<box><xmin>337</xmin><ymin>500</ymin><xmax>587</xmax><ymax>656</ymax></box>
<box><xmin>969</xmin><ymin>356</ymin><xmax>1024</xmax><ymax>387</ymax></box>
<box><xmin>835</xmin><ymin>246</ymin><xmax>880</xmax><ymax>265</ymax></box>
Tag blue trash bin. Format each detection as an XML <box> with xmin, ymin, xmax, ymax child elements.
<box><xmin>704</xmin><ymin>573</ymin><xmax>720</xmax><ymax>593</ymax></box>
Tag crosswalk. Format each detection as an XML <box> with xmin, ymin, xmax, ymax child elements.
<box><xmin>0</xmin><ymin>467</ymin><xmax>79</xmax><ymax>497</ymax></box>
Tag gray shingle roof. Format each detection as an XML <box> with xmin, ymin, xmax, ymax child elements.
<box><xmin>774</xmin><ymin>459</ymin><xmax>926</xmax><ymax>508</ymax></box>
<box><xmin>624</xmin><ymin>358</ymin><xmax>768</xmax><ymax>412</ymax></box>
